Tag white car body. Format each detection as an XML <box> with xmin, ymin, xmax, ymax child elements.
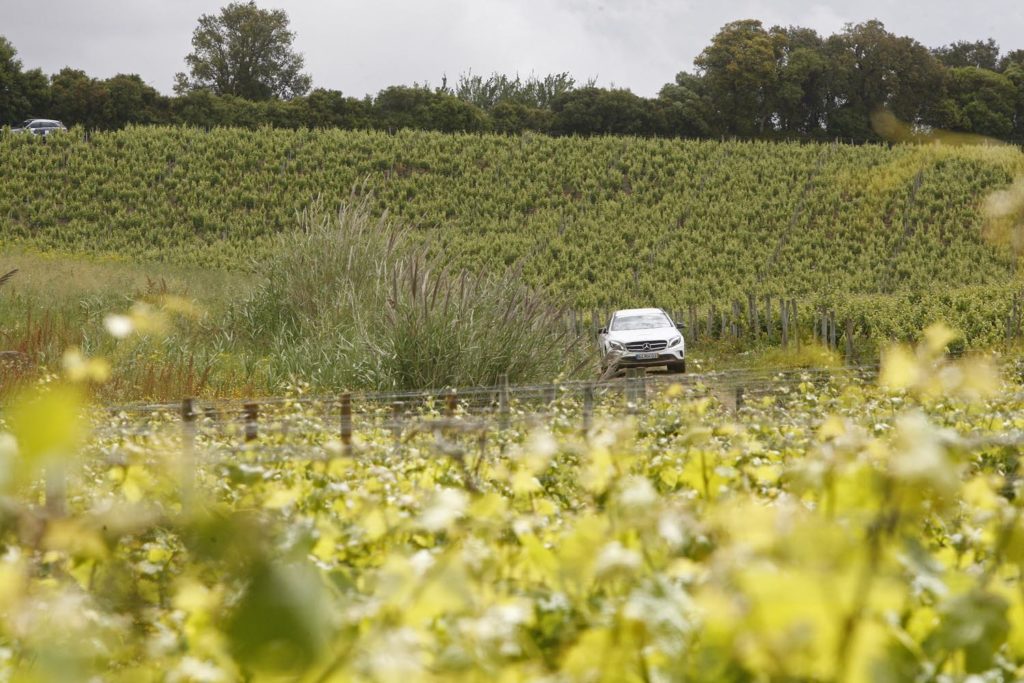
<box><xmin>597</xmin><ymin>308</ymin><xmax>686</xmax><ymax>374</ymax></box>
<box><xmin>11</xmin><ymin>119</ymin><xmax>66</xmax><ymax>136</ymax></box>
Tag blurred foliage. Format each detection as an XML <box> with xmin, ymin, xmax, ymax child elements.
<box><xmin>0</xmin><ymin>326</ymin><xmax>1024</xmax><ymax>679</ymax></box>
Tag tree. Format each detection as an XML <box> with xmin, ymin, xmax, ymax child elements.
<box><xmin>1003</xmin><ymin>63</ymin><xmax>1024</xmax><ymax>142</ymax></box>
<box><xmin>372</xmin><ymin>86</ymin><xmax>489</xmax><ymax>133</ymax></box>
<box><xmin>931</xmin><ymin>67</ymin><xmax>1017</xmax><ymax>138</ymax></box>
<box><xmin>0</xmin><ymin>36</ymin><xmax>48</xmax><ymax>124</ymax></box>
<box><xmin>489</xmin><ymin>101</ymin><xmax>553</xmax><ymax>134</ymax></box>
<box><xmin>932</xmin><ymin>39</ymin><xmax>1000</xmax><ymax>70</ymax></box>
<box><xmin>103</xmin><ymin>74</ymin><xmax>167</xmax><ymax>128</ymax></box>
<box><xmin>1000</xmin><ymin>50</ymin><xmax>1024</xmax><ymax>73</ymax></box>
<box><xmin>174</xmin><ymin>1</ymin><xmax>311</xmax><ymax>100</ymax></box>
<box><xmin>823</xmin><ymin>21</ymin><xmax>944</xmax><ymax>141</ymax></box>
<box><xmin>454</xmin><ymin>71</ymin><xmax>578</xmax><ymax>110</ymax></box>
<box><xmin>549</xmin><ymin>87</ymin><xmax>657</xmax><ymax>136</ymax></box>
<box><xmin>657</xmin><ymin>72</ymin><xmax>712</xmax><ymax>137</ymax></box>
<box><xmin>695</xmin><ymin>20</ymin><xmax>781</xmax><ymax>136</ymax></box>
<box><xmin>305</xmin><ymin>89</ymin><xmax>371</xmax><ymax>129</ymax></box>
<box><xmin>49</xmin><ymin>68</ymin><xmax>109</xmax><ymax>128</ymax></box>
<box><xmin>769</xmin><ymin>26</ymin><xmax>829</xmax><ymax>137</ymax></box>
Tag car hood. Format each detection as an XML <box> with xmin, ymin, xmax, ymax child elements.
<box><xmin>606</xmin><ymin>326</ymin><xmax>679</xmax><ymax>343</ymax></box>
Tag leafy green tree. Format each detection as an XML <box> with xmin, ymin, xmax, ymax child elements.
<box><xmin>174</xmin><ymin>1</ymin><xmax>311</xmax><ymax>100</ymax></box>
<box><xmin>102</xmin><ymin>74</ymin><xmax>168</xmax><ymax>128</ymax></box>
<box><xmin>695</xmin><ymin>20</ymin><xmax>780</xmax><ymax>136</ymax></box>
<box><xmin>550</xmin><ymin>87</ymin><xmax>657</xmax><ymax>136</ymax></box>
<box><xmin>486</xmin><ymin>101</ymin><xmax>552</xmax><ymax>134</ymax></box>
<box><xmin>373</xmin><ymin>86</ymin><xmax>489</xmax><ymax>133</ymax></box>
<box><xmin>0</xmin><ymin>36</ymin><xmax>48</xmax><ymax>124</ymax></box>
<box><xmin>0</xmin><ymin>36</ymin><xmax>27</xmax><ymax>123</ymax></box>
<box><xmin>454</xmin><ymin>71</ymin><xmax>578</xmax><ymax>110</ymax></box>
<box><xmin>170</xmin><ymin>89</ymin><xmax>230</xmax><ymax>127</ymax></box>
<box><xmin>999</xmin><ymin>50</ymin><xmax>1024</xmax><ymax>73</ymax></box>
<box><xmin>1003</xmin><ymin>63</ymin><xmax>1024</xmax><ymax>142</ymax></box>
<box><xmin>932</xmin><ymin>39</ymin><xmax>1000</xmax><ymax>70</ymax></box>
<box><xmin>305</xmin><ymin>89</ymin><xmax>371</xmax><ymax>129</ymax></box>
<box><xmin>769</xmin><ymin>26</ymin><xmax>829</xmax><ymax>137</ymax></box>
<box><xmin>656</xmin><ymin>72</ymin><xmax>712</xmax><ymax>137</ymax></box>
<box><xmin>931</xmin><ymin>67</ymin><xmax>1016</xmax><ymax>138</ymax></box>
<box><xmin>823</xmin><ymin>20</ymin><xmax>944</xmax><ymax>141</ymax></box>
<box><xmin>49</xmin><ymin>68</ymin><xmax>110</xmax><ymax>128</ymax></box>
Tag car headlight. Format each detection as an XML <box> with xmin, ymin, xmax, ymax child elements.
<box><xmin>608</xmin><ymin>340</ymin><xmax>626</xmax><ymax>352</ymax></box>
<box><xmin>668</xmin><ymin>336</ymin><xmax>682</xmax><ymax>348</ymax></box>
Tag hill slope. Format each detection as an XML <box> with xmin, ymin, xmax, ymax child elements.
<box><xmin>2</xmin><ymin>127</ymin><xmax>1021</xmax><ymax>312</ymax></box>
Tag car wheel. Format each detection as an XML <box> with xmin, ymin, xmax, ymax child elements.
<box><xmin>668</xmin><ymin>361</ymin><xmax>686</xmax><ymax>374</ymax></box>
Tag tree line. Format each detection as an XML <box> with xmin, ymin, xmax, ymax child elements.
<box><xmin>2</xmin><ymin>14</ymin><xmax>1023</xmax><ymax>143</ymax></box>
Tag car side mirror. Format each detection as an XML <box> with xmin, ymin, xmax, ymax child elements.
<box><xmin>598</xmin><ymin>327</ymin><xmax>607</xmax><ymax>335</ymax></box>
<box><xmin>675</xmin><ymin>322</ymin><xmax>684</xmax><ymax>330</ymax></box>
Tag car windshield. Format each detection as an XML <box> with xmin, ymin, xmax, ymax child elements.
<box><xmin>611</xmin><ymin>313</ymin><xmax>670</xmax><ymax>331</ymax></box>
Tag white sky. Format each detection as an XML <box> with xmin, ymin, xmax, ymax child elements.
<box><xmin>3</xmin><ymin>0</ymin><xmax>1023</xmax><ymax>97</ymax></box>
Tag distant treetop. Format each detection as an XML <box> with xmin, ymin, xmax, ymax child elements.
<box><xmin>173</xmin><ymin>1</ymin><xmax>311</xmax><ymax>101</ymax></box>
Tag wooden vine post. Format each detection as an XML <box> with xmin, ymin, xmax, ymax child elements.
<box><xmin>340</xmin><ymin>393</ymin><xmax>352</xmax><ymax>456</ymax></box>
<box><xmin>582</xmin><ymin>385</ymin><xmax>594</xmax><ymax>438</ymax></box>
<box><xmin>244</xmin><ymin>403</ymin><xmax>259</xmax><ymax>442</ymax></box>
<box><xmin>180</xmin><ymin>398</ymin><xmax>196</xmax><ymax>513</ymax></box>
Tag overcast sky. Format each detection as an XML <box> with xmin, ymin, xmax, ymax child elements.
<box><xmin>4</xmin><ymin>0</ymin><xmax>1023</xmax><ymax>98</ymax></box>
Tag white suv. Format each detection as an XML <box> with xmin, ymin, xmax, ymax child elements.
<box><xmin>11</xmin><ymin>119</ymin><xmax>66</xmax><ymax>136</ymax></box>
<box><xmin>598</xmin><ymin>308</ymin><xmax>686</xmax><ymax>374</ymax></box>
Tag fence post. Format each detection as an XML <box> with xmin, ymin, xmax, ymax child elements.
<box><xmin>845</xmin><ymin>318</ymin><xmax>854</xmax><ymax>365</ymax></box>
<box><xmin>391</xmin><ymin>401</ymin><xmax>403</xmax><ymax>447</ymax></box>
<box><xmin>340</xmin><ymin>393</ymin><xmax>352</xmax><ymax>456</ymax></box>
<box><xmin>445</xmin><ymin>389</ymin><xmax>458</xmax><ymax>417</ymax></box>
<box><xmin>582</xmin><ymin>385</ymin><xmax>594</xmax><ymax>438</ymax></box>
<box><xmin>764</xmin><ymin>295</ymin><xmax>772</xmax><ymax>342</ymax></box>
<box><xmin>781</xmin><ymin>298</ymin><xmax>789</xmax><ymax>349</ymax></box>
<box><xmin>244</xmin><ymin>402</ymin><xmax>259</xmax><ymax>442</ymax></box>
<box><xmin>792</xmin><ymin>300</ymin><xmax>800</xmax><ymax>351</ymax></box>
<box><xmin>750</xmin><ymin>293</ymin><xmax>759</xmax><ymax>342</ymax></box>
<box><xmin>499</xmin><ymin>374</ymin><xmax>510</xmax><ymax>430</ymax></box>
<box><xmin>829</xmin><ymin>310</ymin><xmax>837</xmax><ymax>351</ymax></box>
<box><xmin>180</xmin><ymin>398</ymin><xmax>196</xmax><ymax>513</ymax></box>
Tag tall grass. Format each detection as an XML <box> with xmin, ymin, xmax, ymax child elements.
<box><xmin>233</xmin><ymin>197</ymin><xmax>587</xmax><ymax>390</ymax></box>
<box><xmin>0</xmin><ymin>254</ymin><xmax>255</xmax><ymax>401</ymax></box>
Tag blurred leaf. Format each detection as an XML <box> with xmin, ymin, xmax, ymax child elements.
<box><xmin>226</xmin><ymin>560</ymin><xmax>334</xmax><ymax>672</ymax></box>
<box><xmin>5</xmin><ymin>384</ymin><xmax>87</xmax><ymax>466</ymax></box>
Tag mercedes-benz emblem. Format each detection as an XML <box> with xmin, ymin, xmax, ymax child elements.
<box><xmin>642</xmin><ymin>343</ymin><xmax>651</xmax><ymax>351</ymax></box>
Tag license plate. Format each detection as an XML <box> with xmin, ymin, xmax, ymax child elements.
<box><xmin>635</xmin><ymin>352</ymin><xmax>658</xmax><ymax>360</ymax></box>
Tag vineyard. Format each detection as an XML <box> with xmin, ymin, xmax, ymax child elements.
<box><xmin>2</xmin><ymin>325</ymin><xmax>1024</xmax><ymax>679</ymax></box>
<box><xmin>6</xmin><ymin>124</ymin><xmax>1024</xmax><ymax>679</ymax></box>
<box><xmin>2</xmin><ymin>127</ymin><xmax>1022</xmax><ymax>314</ymax></box>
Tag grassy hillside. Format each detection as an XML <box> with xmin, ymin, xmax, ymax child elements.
<box><xmin>3</xmin><ymin>127</ymin><xmax>1022</xmax><ymax>311</ymax></box>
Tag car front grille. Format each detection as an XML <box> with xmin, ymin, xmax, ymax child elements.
<box><xmin>625</xmin><ymin>340</ymin><xmax>668</xmax><ymax>352</ymax></box>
